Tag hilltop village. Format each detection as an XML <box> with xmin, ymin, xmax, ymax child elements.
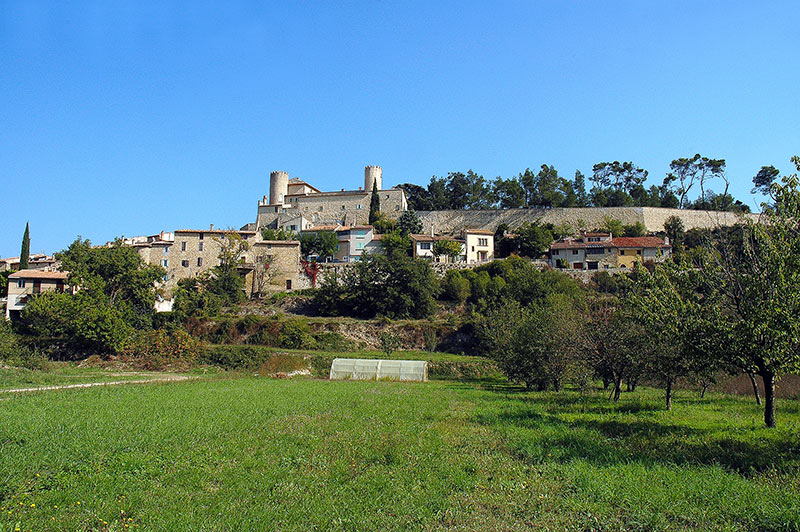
<box><xmin>3</xmin><ymin>164</ymin><xmax>754</xmax><ymax>317</ymax></box>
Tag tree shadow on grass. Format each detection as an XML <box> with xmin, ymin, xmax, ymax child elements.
<box><xmin>475</xmin><ymin>394</ymin><xmax>800</xmax><ymax>475</ymax></box>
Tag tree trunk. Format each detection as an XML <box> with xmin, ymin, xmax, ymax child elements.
<box><xmin>748</xmin><ymin>372</ymin><xmax>762</xmax><ymax>406</ymax></box>
<box><xmin>700</xmin><ymin>382</ymin><xmax>708</xmax><ymax>399</ymax></box>
<box><xmin>602</xmin><ymin>376</ymin><xmax>610</xmax><ymax>390</ymax></box>
<box><xmin>611</xmin><ymin>377</ymin><xmax>622</xmax><ymax>402</ymax></box>
<box><xmin>665</xmin><ymin>380</ymin><xmax>673</xmax><ymax>411</ymax></box>
<box><xmin>762</xmin><ymin>372</ymin><xmax>776</xmax><ymax>428</ymax></box>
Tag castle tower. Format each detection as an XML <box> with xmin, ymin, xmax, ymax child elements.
<box><xmin>269</xmin><ymin>170</ymin><xmax>289</xmax><ymax>206</ymax></box>
<box><xmin>365</xmin><ymin>165</ymin><xmax>382</xmax><ymax>192</ymax></box>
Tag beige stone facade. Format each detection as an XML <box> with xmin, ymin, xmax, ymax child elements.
<box><xmin>255</xmin><ymin>165</ymin><xmax>408</xmax><ymax>231</ymax></box>
<box><xmin>133</xmin><ymin>229</ymin><xmax>301</xmax><ymax>297</ymax></box>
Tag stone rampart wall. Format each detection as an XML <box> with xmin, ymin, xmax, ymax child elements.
<box><xmin>418</xmin><ymin>207</ymin><xmax>758</xmax><ymax>235</ymax></box>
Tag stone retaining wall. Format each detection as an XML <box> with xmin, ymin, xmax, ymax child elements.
<box><xmin>418</xmin><ymin>207</ymin><xmax>757</xmax><ymax>235</ymax></box>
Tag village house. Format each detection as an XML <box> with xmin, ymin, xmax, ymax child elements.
<box><xmin>5</xmin><ymin>270</ymin><xmax>71</xmax><ymax>320</ymax></box>
<box><xmin>548</xmin><ymin>232</ymin><xmax>671</xmax><ymax>270</ymax></box>
<box><xmin>129</xmin><ymin>226</ymin><xmax>302</xmax><ymax>298</ymax></box>
<box><xmin>301</xmin><ymin>224</ymin><xmax>377</xmax><ymax>263</ymax></box>
<box><xmin>0</xmin><ymin>254</ymin><xmax>58</xmax><ymax>272</ymax></box>
<box><xmin>410</xmin><ymin>229</ymin><xmax>495</xmax><ymax>264</ymax></box>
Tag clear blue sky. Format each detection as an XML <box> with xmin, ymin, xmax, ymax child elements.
<box><xmin>2</xmin><ymin>1</ymin><xmax>799</xmax><ymax>257</ymax></box>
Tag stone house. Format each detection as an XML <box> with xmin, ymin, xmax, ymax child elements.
<box><xmin>548</xmin><ymin>232</ymin><xmax>671</xmax><ymax>270</ymax></box>
<box><xmin>5</xmin><ymin>270</ymin><xmax>71</xmax><ymax>320</ymax></box>
<box><xmin>0</xmin><ymin>254</ymin><xmax>58</xmax><ymax>272</ymax></box>
<box><xmin>131</xmin><ymin>227</ymin><xmax>301</xmax><ymax>298</ymax></box>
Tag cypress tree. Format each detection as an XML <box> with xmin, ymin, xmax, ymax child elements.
<box><xmin>19</xmin><ymin>222</ymin><xmax>30</xmax><ymax>270</ymax></box>
<box><xmin>369</xmin><ymin>178</ymin><xmax>381</xmax><ymax>224</ymax></box>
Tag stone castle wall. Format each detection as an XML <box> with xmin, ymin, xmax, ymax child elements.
<box><xmin>257</xmin><ymin>189</ymin><xmax>407</xmax><ymax>229</ymax></box>
<box><xmin>418</xmin><ymin>207</ymin><xmax>758</xmax><ymax>235</ymax></box>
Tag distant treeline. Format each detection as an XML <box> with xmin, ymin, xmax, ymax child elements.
<box><xmin>398</xmin><ymin>155</ymin><xmax>757</xmax><ymax>213</ymax></box>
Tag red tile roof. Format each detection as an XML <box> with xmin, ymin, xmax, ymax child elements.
<box><xmin>464</xmin><ymin>229</ymin><xmax>494</xmax><ymax>235</ymax></box>
<box><xmin>9</xmin><ymin>270</ymin><xmax>69</xmax><ymax>280</ymax></box>
<box><xmin>550</xmin><ymin>236</ymin><xmax>669</xmax><ymax>250</ymax></box>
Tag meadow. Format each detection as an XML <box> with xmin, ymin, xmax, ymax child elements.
<box><xmin>1</xmin><ymin>373</ymin><xmax>799</xmax><ymax>531</ymax></box>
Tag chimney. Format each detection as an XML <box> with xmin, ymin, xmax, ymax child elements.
<box><xmin>210</xmin><ymin>224</ymin><xmax>214</xmax><ymax>231</ymax></box>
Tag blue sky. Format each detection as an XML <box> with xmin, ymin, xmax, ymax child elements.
<box><xmin>2</xmin><ymin>1</ymin><xmax>799</xmax><ymax>257</ymax></box>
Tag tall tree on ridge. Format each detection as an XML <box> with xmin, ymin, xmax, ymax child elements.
<box><xmin>19</xmin><ymin>222</ymin><xmax>30</xmax><ymax>270</ymax></box>
<box><xmin>369</xmin><ymin>177</ymin><xmax>381</xmax><ymax>224</ymax></box>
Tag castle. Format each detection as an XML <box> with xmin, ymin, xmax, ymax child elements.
<box><xmin>254</xmin><ymin>165</ymin><xmax>408</xmax><ymax>232</ymax></box>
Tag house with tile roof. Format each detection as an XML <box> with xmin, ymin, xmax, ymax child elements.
<box><xmin>5</xmin><ymin>270</ymin><xmax>72</xmax><ymax>320</ymax></box>
<box><xmin>548</xmin><ymin>232</ymin><xmax>670</xmax><ymax>270</ymax></box>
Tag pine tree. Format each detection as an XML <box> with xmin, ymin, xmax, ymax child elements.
<box><xmin>369</xmin><ymin>178</ymin><xmax>381</xmax><ymax>224</ymax></box>
<box><xmin>19</xmin><ymin>222</ymin><xmax>30</xmax><ymax>270</ymax></box>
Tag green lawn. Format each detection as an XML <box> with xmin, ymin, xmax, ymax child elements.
<box><xmin>0</xmin><ymin>364</ymin><xmax>208</xmax><ymax>392</ymax></box>
<box><xmin>1</xmin><ymin>376</ymin><xmax>798</xmax><ymax>531</ymax></box>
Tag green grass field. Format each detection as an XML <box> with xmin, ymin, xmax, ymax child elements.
<box><xmin>0</xmin><ymin>364</ymin><xmax>207</xmax><ymax>392</ymax></box>
<box><xmin>1</xmin><ymin>375</ymin><xmax>799</xmax><ymax>531</ymax></box>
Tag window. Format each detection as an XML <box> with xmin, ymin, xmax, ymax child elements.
<box><xmin>420</xmin><ymin>242</ymin><xmax>431</xmax><ymax>250</ymax></box>
<box><xmin>357</xmin><ymin>242</ymin><xmax>364</xmax><ymax>250</ymax></box>
<box><xmin>289</xmin><ymin>225</ymin><xmax>297</xmax><ymax>231</ymax></box>
<box><xmin>163</xmin><ymin>247</ymin><xmax>169</xmax><ymax>254</ymax></box>
<box><xmin>552</xmin><ymin>250</ymin><xmax>559</xmax><ymax>256</ymax></box>
<box><xmin>286</xmin><ymin>279</ymin><xmax>292</xmax><ymax>290</ymax></box>
<box><xmin>342</xmin><ymin>205</ymin><xmax>346</xmax><ymax>210</ymax></box>
<box><xmin>197</xmin><ymin>258</ymin><xmax>203</xmax><ymax>267</ymax></box>
<box><xmin>587</xmin><ymin>248</ymin><xmax>604</xmax><ymax>255</ymax></box>
<box><xmin>181</xmin><ymin>241</ymin><xmax>186</xmax><ymax>251</ymax></box>
<box><xmin>199</xmin><ymin>233</ymin><xmax>204</xmax><ymax>240</ymax></box>
<box><xmin>572</xmin><ymin>249</ymin><xmax>579</xmax><ymax>255</ymax></box>
<box><xmin>161</xmin><ymin>259</ymin><xmax>168</xmax><ymax>267</ymax></box>
<box><xmin>199</xmin><ymin>242</ymin><xmax>204</xmax><ymax>251</ymax></box>
<box><xmin>619</xmin><ymin>250</ymin><xmax>625</xmax><ymax>256</ymax></box>
<box><xmin>318</xmin><ymin>206</ymin><xmax>323</xmax><ymax>211</ymax></box>
<box><xmin>637</xmin><ymin>250</ymin><xmax>641</xmax><ymax>255</ymax></box>
<box><xmin>181</xmin><ymin>260</ymin><xmax>189</xmax><ymax>267</ymax></box>
<box><xmin>356</xmin><ymin>204</ymin><xmax>362</xmax><ymax>209</ymax></box>
<box><xmin>17</xmin><ymin>279</ymin><xmax>25</xmax><ymax>288</ymax></box>
<box><xmin>478</xmin><ymin>238</ymin><xmax>488</xmax><ymax>246</ymax></box>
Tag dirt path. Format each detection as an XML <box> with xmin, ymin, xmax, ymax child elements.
<box><xmin>0</xmin><ymin>375</ymin><xmax>197</xmax><ymax>395</ymax></box>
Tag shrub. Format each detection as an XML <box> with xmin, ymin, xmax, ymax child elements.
<box><xmin>121</xmin><ymin>329</ymin><xmax>202</xmax><ymax>370</ymax></box>
<box><xmin>423</xmin><ymin>328</ymin><xmax>438</xmax><ymax>352</ymax></box>
<box><xmin>279</xmin><ymin>319</ymin><xmax>317</xmax><ymax>349</ymax></box>
<box><xmin>379</xmin><ymin>331</ymin><xmax>401</xmax><ymax>357</ymax></box>
<box><xmin>441</xmin><ymin>270</ymin><xmax>470</xmax><ymax>303</ymax></box>
<box><xmin>3</xmin><ymin>345</ymin><xmax>48</xmax><ymax>370</ymax></box>
<box><xmin>313</xmin><ymin>331</ymin><xmax>352</xmax><ymax>351</ymax></box>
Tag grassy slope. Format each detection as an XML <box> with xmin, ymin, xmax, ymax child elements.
<box><xmin>0</xmin><ymin>364</ymin><xmax>206</xmax><ymax>392</ymax></box>
<box><xmin>1</xmin><ymin>377</ymin><xmax>798</xmax><ymax>531</ymax></box>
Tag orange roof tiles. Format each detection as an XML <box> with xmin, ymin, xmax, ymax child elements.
<box><xmin>9</xmin><ymin>270</ymin><xmax>69</xmax><ymax>280</ymax></box>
